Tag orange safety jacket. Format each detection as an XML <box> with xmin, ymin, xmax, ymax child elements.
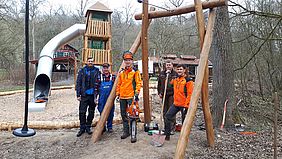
<box><xmin>170</xmin><ymin>76</ymin><xmax>194</xmax><ymax>108</ymax></box>
<box><xmin>116</xmin><ymin>66</ymin><xmax>142</xmax><ymax>99</ymax></box>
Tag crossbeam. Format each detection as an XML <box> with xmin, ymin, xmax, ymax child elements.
<box><xmin>134</xmin><ymin>0</ymin><xmax>226</xmax><ymax>20</ymax></box>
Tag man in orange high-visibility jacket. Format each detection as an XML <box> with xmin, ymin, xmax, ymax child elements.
<box><xmin>116</xmin><ymin>51</ymin><xmax>142</xmax><ymax>141</ymax></box>
<box><xmin>164</xmin><ymin>64</ymin><xmax>194</xmax><ymax>141</ymax></box>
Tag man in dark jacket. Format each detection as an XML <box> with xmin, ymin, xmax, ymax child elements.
<box><xmin>157</xmin><ymin>60</ymin><xmax>178</xmax><ymax>133</ymax></box>
<box><xmin>76</xmin><ymin>57</ymin><xmax>101</xmax><ymax>137</ymax></box>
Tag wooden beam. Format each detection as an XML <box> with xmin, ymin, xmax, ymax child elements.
<box><xmin>142</xmin><ymin>0</ymin><xmax>151</xmax><ymax>124</ymax></box>
<box><xmin>0</xmin><ymin>119</ymin><xmax>122</xmax><ymax>131</ymax></box>
<box><xmin>194</xmin><ymin>0</ymin><xmax>215</xmax><ymax>147</ymax></box>
<box><xmin>91</xmin><ymin>7</ymin><xmax>155</xmax><ymax>143</ymax></box>
<box><xmin>174</xmin><ymin>8</ymin><xmax>216</xmax><ymax>159</ymax></box>
<box><xmin>135</xmin><ymin>0</ymin><xmax>226</xmax><ymax>20</ymax></box>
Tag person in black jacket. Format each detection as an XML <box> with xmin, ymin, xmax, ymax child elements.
<box><xmin>157</xmin><ymin>60</ymin><xmax>178</xmax><ymax>134</ymax></box>
<box><xmin>76</xmin><ymin>57</ymin><xmax>101</xmax><ymax>137</ymax></box>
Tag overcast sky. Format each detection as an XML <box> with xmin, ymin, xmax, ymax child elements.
<box><xmin>46</xmin><ymin>0</ymin><xmax>196</xmax><ymax>13</ymax></box>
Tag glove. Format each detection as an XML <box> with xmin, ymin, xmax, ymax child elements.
<box><xmin>166</xmin><ymin>70</ymin><xmax>171</xmax><ymax>74</ymax></box>
<box><xmin>116</xmin><ymin>96</ymin><xmax>120</xmax><ymax>102</ymax></box>
<box><xmin>94</xmin><ymin>95</ymin><xmax>99</xmax><ymax>105</ymax></box>
<box><xmin>134</xmin><ymin>94</ymin><xmax>139</xmax><ymax>101</ymax></box>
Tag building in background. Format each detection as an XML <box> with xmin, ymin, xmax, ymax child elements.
<box><xmin>30</xmin><ymin>44</ymin><xmax>79</xmax><ymax>81</ymax></box>
<box><xmin>134</xmin><ymin>54</ymin><xmax>213</xmax><ymax>82</ymax></box>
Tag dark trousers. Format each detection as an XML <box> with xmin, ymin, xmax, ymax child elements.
<box><xmin>163</xmin><ymin>95</ymin><xmax>176</xmax><ymax>130</ymax></box>
<box><xmin>164</xmin><ymin>105</ymin><xmax>188</xmax><ymax>136</ymax></box>
<box><xmin>120</xmin><ymin>98</ymin><xmax>133</xmax><ymax>134</ymax></box>
<box><xmin>79</xmin><ymin>95</ymin><xmax>96</xmax><ymax>130</ymax></box>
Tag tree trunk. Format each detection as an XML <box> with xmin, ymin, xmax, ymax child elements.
<box><xmin>212</xmin><ymin>6</ymin><xmax>235</xmax><ymax>128</ymax></box>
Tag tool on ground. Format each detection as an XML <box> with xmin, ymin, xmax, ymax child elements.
<box><xmin>220</xmin><ymin>99</ymin><xmax>228</xmax><ymax>130</ymax></box>
<box><xmin>150</xmin><ymin>72</ymin><xmax>169</xmax><ymax>147</ymax></box>
<box><xmin>144</xmin><ymin>122</ymin><xmax>159</xmax><ymax>132</ymax></box>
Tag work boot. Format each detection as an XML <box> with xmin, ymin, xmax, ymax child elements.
<box><xmin>85</xmin><ymin>127</ymin><xmax>92</xmax><ymax>135</ymax></box>
<box><xmin>165</xmin><ymin>135</ymin><xmax>170</xmax><ymax>141</ymax></box>
<box><xmin>121</xmin><ymin>132</ymin><xmax>130</xmax><ymax>139</ymax></box>
<box><xmin>103</xmin><ymin>127</ymin><xmax>107</xmax><ymax>132</ymax></box>
<box><xmin>131</xmin><ymin>137</ymin><xmax>137</xmax><ymax>143</ymax></box>
<box><xmin>108</xmin><ymin>128</ymin><xmax>113</xmax><ymax>133</ymax></box>
<box><xmin>76</xmin><ymin>129</ymin><xmax>85</xmax><ymax>137</ymax></box>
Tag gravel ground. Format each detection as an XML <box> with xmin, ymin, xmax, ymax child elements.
<box><xmin>0</xmin><ymin>87</ymin><xmax>281</xmax><ymax>159</ymax></box>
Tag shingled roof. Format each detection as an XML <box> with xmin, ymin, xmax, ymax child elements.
<box><xmin>85</xmin><ymin>1</ymin><xmax>112</xmax><ymax>16</ymax></box>
<box><xmin>147</xmin><ymin>54</ymin><xmax>212</xmax><ymax>66</ymax></box>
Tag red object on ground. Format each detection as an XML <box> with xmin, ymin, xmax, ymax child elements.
<box><xmin>239</xmin><ymin>131</ymin><xmax>257</xmax><ymax>135</ymax></box>
<box><xmin>175</xmin><ymin>124</ymin><xmax>182</xmax><ymax>132</ymax></box>
<box><xmin>220</xmin><ymin>99</ymin><xmax>229</xmax><ymax>130</ymax></box>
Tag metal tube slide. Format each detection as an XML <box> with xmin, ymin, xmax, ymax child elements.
<box><xmin>30</xmin><ymin>24</ymin><xmax>85</xmax><ymax>111</ymax></box>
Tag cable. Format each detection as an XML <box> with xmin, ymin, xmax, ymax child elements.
<box><xmin>137</xmin><ymin>0</ymin><xmax>171</xmax><ymax>11</ymax></box>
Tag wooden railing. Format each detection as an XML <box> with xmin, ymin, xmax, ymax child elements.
<box><xmin>83</xmin><ymin>48</ymin><xmax>112</xmax><ymax>65</ymax></box>
<box><xmin>86</xmin><ymin>20</ymin><xmax>111</xmax><ymax>37</ymax></box>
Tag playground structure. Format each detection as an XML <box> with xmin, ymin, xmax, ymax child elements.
<box><xmin>27</xmin><ymin>0</ymin><xmax>228</xmax><ymax>158</ymax></box>
<box><xmin>82</xmin><ymin>2</ymin><xmax>112</xmax><ymax>66</ymax></box>
<box><xmin>92</xmin><ymin>0</ymin><xmax>227</xmax><ymax>158</ymax></box>
<box><xmin>28</xmin><ymin>24</ymin><xmax>85</xmax><ymax>111</ymax></box>
<box><xmin>28</xmin><ymin>2</ymin><xmax>113</xmax><ymax>111</ymax></box>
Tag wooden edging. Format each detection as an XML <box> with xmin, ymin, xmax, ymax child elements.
<box><xmin>0</xmin><ymin>118</ymin><xmax>122</xmax><ymax>131</ymax></box>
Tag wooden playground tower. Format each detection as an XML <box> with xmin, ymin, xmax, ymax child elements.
<box><xmin>82</xmin><ymin>2</ymin><xmax>112</xmax><ymax>66</ymax></box>
<box><xmin>92</xmin><ymin>0</ymin><xmax>228</xmax><ymax>158</ymax></box>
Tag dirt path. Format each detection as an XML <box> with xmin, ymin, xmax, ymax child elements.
<box><xmin>0</xmin><ymin>88</ymin><xmax>281</xmax><ymax>158</ymax></box>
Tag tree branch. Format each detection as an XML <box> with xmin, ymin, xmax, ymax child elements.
<box><xmin>229</xmin><ymin>0</ymin><xmax>282</xmax><ymax>19</ymax></box>
<box><xmin>232</xmin><ymin>33</ymin><xmax>282</xmax><ymax>43</ymax></box>
<box><xmin>234</xmin><ymin>18</ymin><xmax>282</xmax><ymax>72</ymax></box>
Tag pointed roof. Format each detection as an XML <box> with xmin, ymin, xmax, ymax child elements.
<box><xmin>85</xmin><ymin>1</ymin><xmax>112</xmax><ymax>16</ymax></box>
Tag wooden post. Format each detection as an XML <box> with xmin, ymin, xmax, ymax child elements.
<box><xmin>91</xmin><ymin>7</ymin><xmax>155</xmax><ymax>143</ymax></box>
<box><xmin>74</xmin><ymin>56</ymin><xmax>77</xmax><ymax>88</ymax></box>
<box><xmin>82</xmin><ymin>35</ymin><xmax>88</xmax><ymax>65</ymax></box>
<box><xmin>135</xmin><ymin>0</ymin><xmax>227</xmax><ymax>20</ymax></box>
<box><xmin>273</xmin><ymin>92</ymin><xmax>279</xmax><ymax>159</ymax></box>
<box><xmin>174</xmin><ymin>9</ymin><xmax>216</xmax><ymax>159</ymax></box>
<box><xmin>194</xmin><ymin>0</ymin><xmax>215</xmax><ymax>147</ymax></box>
<box><xmin>142</xmin><ymin>0</ymin><xmax>151</xmax><ymax>124</ymax></box>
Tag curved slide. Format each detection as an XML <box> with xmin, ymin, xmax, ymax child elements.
<box><xmin>28</xmin><ymin>24</ymin><xmax>86</xmax><ymax>112</ymax></box>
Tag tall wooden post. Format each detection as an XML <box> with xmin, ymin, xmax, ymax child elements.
<box><xmin>194</xmin><ymin>0</ymin><xmax>215</xmax><ymax>147</ymax></box>
<box><xmin>174</xmin><ymin>9</ymin><xmax>216</xmax><ymax>159</ymax></box>
<box><xmin>141</xmin><ymin>0</ymin><xmax>151</xmax><ymax>124</ymax></box>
